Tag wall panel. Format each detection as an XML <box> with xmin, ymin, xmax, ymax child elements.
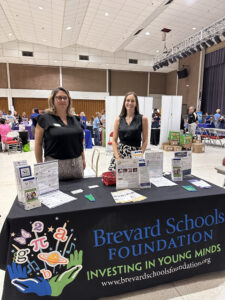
<box><xmin>62</xmin><ymin>68</ymin><xmax>106</xmax><ymax>92</ymax></box>
<box><xmin>10</xmin><ymin>64</ymin><xmax>59</xmax><ymax>90</ymax></box>
<box><xmin>13</xmin><ymin>98</ymin><xmax>48</xmax><ymax>116</ymax></box>
<box><xmin>149</xmin><ymin>73</ymin><xmax>166</xmax><ymax>94</ymax></box>
<box><xmin>0</xmin><ymin>98</ymin><xmax>8</xmax><ymax>113</ymax></box>
<box><xmin>111</xmin><ymin>70</ymin><xmax>148</xmax><ymax>96</ymax></box>
<box><xmin>166</xmin><ymin>71</ymin><xmax>177</xmax><ymax>95</ymax></box>
<box><xmin>0</xmin><ymin>64</ymin><xmax>8</xmax><ymax>88</ymax></box>
<box><xmin>72</xmin><ymin>100</ymin><xmax>105</xmax><ymax>120</ymax></box>
<box><xmin>177</xmin><ymin>52</ymin><xmax>201</xmax><ymax>107</ymax></box>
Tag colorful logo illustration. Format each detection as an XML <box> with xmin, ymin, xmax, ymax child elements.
<box><xmin>8</xmin><ymin>219</ymin><xmax>83</xmax><ymax>297</ymax></box>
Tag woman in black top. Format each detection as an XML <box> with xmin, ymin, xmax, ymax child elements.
<box><xmin>35</xmin><ymin>87</ymin><xmax>86</xmax><ymax>180</ymax></box>
<box><xmin>109</xmin><ymin>91</ymin><xmax>148</xmax><ymax>170</ymax></box>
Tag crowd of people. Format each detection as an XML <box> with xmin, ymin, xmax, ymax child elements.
<box><xmin>0</xmin><ymin>87</ymin><xmax>224</xmax><ymax>179</ymax></box>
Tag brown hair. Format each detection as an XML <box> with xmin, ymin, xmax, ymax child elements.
<box><xmin>119</xmin><ymin>91</ymin><xmax>140</xmax><ymax>117</ymax></box>
<box><xmin>46</xmin><ymin>87</ymin><xmax>74</xmax><ymax>116</ymax></box>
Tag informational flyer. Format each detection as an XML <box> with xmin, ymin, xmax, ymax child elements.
<box><xmin>116</xmin><ymin>158</ymin><xmax>139</xmax><ymax>190</ymax></box>
<box><xmin>111</xmin><ymin>189</ymin><xmax>147</xmax><ymax>204</ymax></box>
<box><xmin>189</xmin><ymin>179</ymin><xmax>212</xmax><ymax>189</ymax></box>
<box><xmin>34</xmin><ymin>160</ymin><xmax>59</xmax><ymax>195</ymax></box>
<box><xmin>150</xmin><ymin>177</ymin><xmax>177</xmax><ymax>187</ymax></box>
<box><xmin>171</xmin><ymin>158</ymin><xmax>183</xmax><ymax>181</ymax></box>
<box><xmin>131</xmin><ymin>150</ymin><xmax>150</xmax><ymax>189</ymax></box>
<box><xmin>39</xmin><ymin>190</ymin><xmax>77</xmax><ymax>209</ymax></box>
<box><xmin>145</xmin><ymin>151</ymin><xmax>163</xmax><ymax>178</ymax></box>
<box><xmin>21</xmin><ymin>177</ymin><xmax>41</xmax><ymax>210</ymax></box>
<box><xmin>174</xmin><ymin>151</ymin><xmax>192</xmax><ymax>175</ymax></box>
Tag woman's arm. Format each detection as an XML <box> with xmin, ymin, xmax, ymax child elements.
<box><xmin>34</xmin><ymin>123</ymin><xmax>44</xmax><ymax>163</ymax></box>
<box><xmin>141</xmin><ymin>116</ymin><xmax>149</xmax><ymax>153</ymax></box>
<box><xmin>112</xmin><ymin>117</ymin><xmax>120</xmax><ymax>159</ymax></box>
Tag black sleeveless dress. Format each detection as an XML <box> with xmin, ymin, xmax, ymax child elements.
<box><xmin>108</xmin><ymin>114</ymin><xmax>143</xmax><ymax>171</ymax></box>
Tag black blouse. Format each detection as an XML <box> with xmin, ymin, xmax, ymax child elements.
<box><xmin>119</xmin><ymin>114</ymin><xmax>143</xmax><ymax>147</ymax></box>
<box><xmin>37</xmin><ymin>114</ymin><xmax>83</xmax><ymax>160</ymax></box>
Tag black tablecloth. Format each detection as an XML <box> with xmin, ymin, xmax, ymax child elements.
<box><xmin>1</xmin><ymin>177</ymin><xmax>225</xmax><ymax>300</ymax></box>
<box><xmin>150</xmin><ymin>128</ymin><xmax>160</xmax><ymax>145</ymax></box>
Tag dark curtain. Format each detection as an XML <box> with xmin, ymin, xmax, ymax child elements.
<box><xmin>201</xmin><ymin>47</ymin><xmax>225</xmax><ymax>114</ymax></box>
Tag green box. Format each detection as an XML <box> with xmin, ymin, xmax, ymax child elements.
<box><xmin>180</xmin><ymin>134</ymin><xmax>192</xmax><ymax>145</ymax></box>
<box><xmin>168</xmin><ymin>131</ymin><xmax>180</xmax><ymax>141</ymax></box>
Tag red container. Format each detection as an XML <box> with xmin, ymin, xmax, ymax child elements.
<box><xmin>102</xmin><ymin>171</ymin><xmax>116</xmax><ymax>186</ymax></box>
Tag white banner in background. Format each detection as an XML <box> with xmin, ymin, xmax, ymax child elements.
<box><xmin>105</xmin><ymin>96</ymin><xmax>153</xmax><ymax>151</ymax></box>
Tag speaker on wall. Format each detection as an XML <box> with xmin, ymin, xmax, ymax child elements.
<box><xmin>177</xmin><ymin>68</ymin><xmax>188</xmax><ymax>79</ymax></box>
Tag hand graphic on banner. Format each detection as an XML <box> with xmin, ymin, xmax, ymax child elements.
<box><xmin>49</xmin><ymin>250</ymin><xmax>83</xmax><ymax>297</ymax></box>
<box><xmin>8</xmin><ymin>250</ymin><xmax>83</xmax><ymax>297</ymax></box>
<box><xmin>7</xmin><ymin>263</ymin><xmax>51</xmax><ymax>296</ymax></box>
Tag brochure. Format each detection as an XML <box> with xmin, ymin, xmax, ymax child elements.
<box><xmin>150</xmin><ymin>177</ymin><xmax>177</xmax><ymax>187</ymax></box>
<box><xmin>21</xmin><ymin>177</ymin><xmax>41</xmax><ymax>210</ymax></box>
<box><xmin>131</xmin><ymin>151</ymin><xmax>151</xmax><ymax>189</ymax></box>
<box><xmin>116</xmin><ymin>158</ymin><xmax>139</xmax><ymax>190</ymax></box>
<box><xmin>174</xmin><ymin>151</ymin><xmax>192</xmax><ymax>175</ymax></box>
<box><xmin>171</xmin><ymin>158</ymin><xmax>183</xmax><ymax>181</ymax></box>
<box><xmin>145</xmin><ymin>151</ymin><xmax>163</xmax><ymax>178</ymax></box>
<box><xmin>188</xmin><ymin>179</ymin><xmax>212</xmax><ymax>189</ymax></box>
<box><xmin>111</xmin><ymin>189</ymin><xmax>147</xmax><ymax>204</ymax></box>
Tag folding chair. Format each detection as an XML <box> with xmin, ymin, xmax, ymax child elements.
<box><xmin>5</xmin><ymin>131</ymin><xmax>22</xmax><ymax>154</ymax></box>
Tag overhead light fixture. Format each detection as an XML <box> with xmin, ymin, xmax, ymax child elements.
<box><xmin>153</xmin><ymin>65</ymin><xmax>157</xmax><ymax>71</ymax></box>
<box><xmin>181</xmin><ymin>52</ymin><xmax>187</xmax><ymax>58</ymax></box>
<box><xmin>196</xmin><ymin>44</ymin><xmax>202</xmax><ymax>51</ymax></box>
<box><xmin>176</xmin><ymin>54</ymin><xmax>182</xmax><ymax>59</ymax></box>
<box><xmin>38</xmin><ymin>6</ymin><xmax>43</xmax><ymax>10</ymax></box>
<box><xmin>105</xmin><ymin>12</ymin><xmax>109</xmax><ymax>16</ymax></box>
<box><xmin>201</xmin><ymin>42</ymin><xmax>208</xmax><ymax>49</ymax></box>
<box><xmin>192</xmin><ymin>27</ymin><xmax>196</xmax><ymax>30</ymax></box>
<box><xmin>145</xmin><ymin>31</ymin><xmax>150</xmax><ymax>36</ymax></box>
<box><xmin>42</xmin><ymin>39</ymin><xmax>47</xmax><ymax>42</ymax></box>
<box><xmin>169</xmin><ymin>58</ymin><xmax>174</xmax><ymax>64</ymax></box>
<box><xmin>186</xmin><ymin>84</ymin><xmax>190</xmax><ymax>87</ymax></box>
<box><xmin>8</xmin><ymin>33</ymin><xmax>12</xmax><ymax>36</ymax></box>
<box><xmin>185</xmin><ymin>50</ymin><xmax>192</xmax><ymax>56</ymax></box>
<box><xmin>206</xmin><ymin>39</ymin><xmax>215</xmax><ymax>46</ymax></box>
<box><xmin>190</xmin><ymin>48</ymin><xmax>196</xmax><ymax>54</ymax></box>
<box><xmin>214</xmin><ymin>35</ymin><xmax>222</xmax><ymax>44</ymax></box>
<box><xmin>159</xmin><ymin>62</ymin><xmax>163</xmax><ymax>68</ymax></box>
<box><xmin>173</xmin><ymin>57</ymin><xmax>177</xmax><ymax>62</ymax></box>
<box><xmin>66</xmin><ymin>26</ymin><xmax>72</xmax><ymax>30</ymax></box>
<box><xmin>156</xmin><ymin>50</ymin><xmax>159</xmax><ymax>53</ymax></box>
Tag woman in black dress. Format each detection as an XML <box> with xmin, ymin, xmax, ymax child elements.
<box><xmin>109</xmin><ymin>91</ymin><xmax>148</xmax><ymax>170</ymax></box>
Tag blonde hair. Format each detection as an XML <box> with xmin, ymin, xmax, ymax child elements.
<box><xmin>216</xmin><ymin>109</ymin><xmax>221</xmax><ymax>113</ymax></box>
<box><xmin>46</xmin><ymin>87</ymin><xmax>74</xmax><ymax>116</ymax></box>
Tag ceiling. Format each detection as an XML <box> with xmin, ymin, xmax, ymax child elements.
<box><xmin>0</xmin><ymin>0</ymin><xmax>224</xmax><ymax>72</ymax></box>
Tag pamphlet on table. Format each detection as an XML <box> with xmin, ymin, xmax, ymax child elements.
<box><xmin>131</xmin><ymin>150</ymin><xmax>151</xmax><ymax>189</ymax></box>
<box><xmin>116</xmin><ymin>158</ymin><xmax>139</xmax><ymax>190</ymax></box>
<box><xmin>145</xmin><ymin>151</ymin><xmax>163</xmax><ymax>178</ymax></box>
<box><xmin>111</xmin><ymin>189</ymin><xmax>147</xmax><ymax>204</ymax></box>
<box><xmin>171</xmin><ymin>158</ymin><xmax>183</xmax><ymax>181</ymax></box>
<box><xmin>174</xmin><ymin>151</ymin><xmax>192</xmax><ymax>175</ymax></box>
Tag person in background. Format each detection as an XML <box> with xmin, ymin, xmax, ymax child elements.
<box><xmin>205</xmin><ymin>112</ymin><xmax>211</xmax><ymax>124</ymax></box>
<box><xmin>188</xmin><ymin>106</ymin><xmax>198</xmax><ymax>136</ymax></box>
<box><xmin>152</xmin><ymin>108</ymin><xmax>161</xmax><ymax>128</ymax></box>
<box><xmin>30</xmin><ymin>108</ymin><xmax>39</xmax><ymax>137</ymax></box>
<box><xmin>0</xmin><ymin>118</ymin><xmax>12</xmax><ymax>152</ymax></box>
<box><xmin>101</xmin><ymin>109</ymin><xmax>106</xmax><ymax>128</ymax></box>
<box><xmin>0</xmin><ymin>110</ymin><xmax>6</xmax><ymax>119</ymax></box>
<box><xmin>93</xmin><ymin>112</ymin><xmax>102</xmax><ymax>146</ymax></box>
<box><xmin>109</xmin><ymin>91</ymin><xmax>148</xmax><ymax>171</ymax></box>
<box><xmin>6</xmin><ymin>110</ymin><xmax>16</xmax><ymax>128</ymax></box>
<box><xmin>35</xmin><ymin>87</ymin><xmax>86</xmax><ymax>180</ymax></box>
<box><xmin>80</xmin><ymin>112</ymin><xmax>87</xmax><ymax>129</ymax></box>
<box><xmin>214</xmin><ymin>109</ymin><xmax>221</xmax><ymax>128</ymax></box>
<box><xmin>22</xmin><ymin>112</ymin><xmax>27</xmax><ymax>119</ymax></box>
<box><xmin>180</xmin><ymin>115</ymin><xmax>185</xmax><ymax>131</ymax></box>
<box><xmin>14</xmin><ymin>111</ymin><xmax>22</xmax><ymax>125</ymax></box>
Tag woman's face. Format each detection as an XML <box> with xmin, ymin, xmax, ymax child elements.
<box><xmin>125</xmin><ymin>94</ymin><xmax>136</xmax><ymax>113</ymax></box>
<box><xmin>54</xmin><ymin>90</ymin><xmax>69</xmax><ymax>112</ymax></box>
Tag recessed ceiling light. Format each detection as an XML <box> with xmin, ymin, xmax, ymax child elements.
<box><xmin>156</xmin><ymin>50</ymin><xmax>159</xmax><ymax>53</ymax></box>
<box><xmin>38</xmin><ymin>6</ymin><xmax>43</xmax><ymax>10</ymax></box>
<box><xmin>105</xmin><ymin>12</ymin><xmax>109</xmax><ymax>16</ymax></box>
<box><xmin>192</xmin><ymin>27</ymin><xmax>196</xmax><ymax>30</ymax></box>
<box><xmin>42</xmin><ymin>39</ymin><xmax>47</xmax><ymax>42</ymax></box>
<box><xmin>66</xmin><ymin>26</ymin><xmax>72</xmax><ymax>30</ymax></box>
<box><xmin>8</xmin><ymin>33</ymin><xmax>12</xmax><ymax>36</ymax></box>
<box><xmin>145</xmin><ymin>32</ymin><xmax>150</xmax><ymax>36</ymax></box>
<box><xmin>186</xmin><ymin>84</ymin><xmax>190</xmax><ymax>87</ymax></box>
<box><xmin>54</xmin><ymin>60</ymin><xmax>57</xmax><ymax>63</ymax></box>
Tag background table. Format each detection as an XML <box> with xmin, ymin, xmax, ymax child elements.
<box><xmin>1</xmin><ymin>177</ymin><xmax>225</xmax><ymax>300</ymax></box>
<box><xmin>14</xmin><ymin>126</ymin><xmax>34</xmax><ymax>140</ymax></box>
